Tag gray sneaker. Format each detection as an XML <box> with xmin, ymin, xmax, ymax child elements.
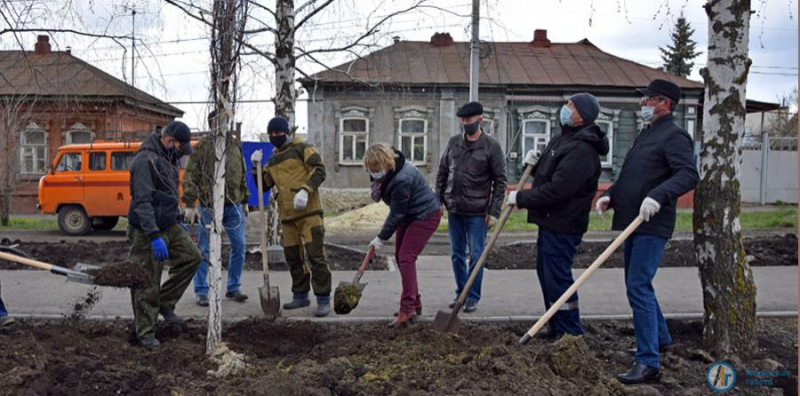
<box><xmin>196</xmin><ymin>295</ymin><xmax>209</xmax><ymax>307</ymax></box>
<box><xmin>0</xmin><ymin>316</ymin><xmax>15</xmax><ymax>327</ymax></box>
<box><xmin>463</xmin><ymin>300</ymin><xmax>478</xmax><ymax>313</ymax></box>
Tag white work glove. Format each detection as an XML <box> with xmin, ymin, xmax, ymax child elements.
<box><xmin>370</xmin><ymin>236</ymin><xmax>384</xmax><ymax>252</ymax></box>
<box><xmin>485</xmin><ymin>215</ymin><xmax>497</xmax><ymax>229</ymax></box>
<box><xmin>183</xmin><ymin>207</ymin><xmax>199</xmax><ymax>224</ymax></box>
<box><xmin>250</xmin><ymin>149</ymin><xmax>263</xmax><ymax>164</ymax></box>
<box><xmin>639</xmin><ymin>197</ymin><xmax>661</xmax><ymax>222</ymax></box>
<box><xmin>293</xmin><ymin>189</ymin><xmax>309</xmax><ymax>210</ymax></box>
<box><xmin>507</xmin><ymin>190</ymin><xmax>518</xmax><ymax>206</ymax></box>
<box><xmin>524</xmin><ymin>150</ymin><xmax>541</xmax><ymax>167</ymax></box>
<box><xmin>595</xmin><ymin>196</ymin><xmax>610</xmax><ymax>217</ymax></box>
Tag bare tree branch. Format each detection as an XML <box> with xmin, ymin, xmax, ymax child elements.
<box><xmin>294</xmin><ymin>0</ymin><xmax>334</xmax><ymax>30</ymax></box>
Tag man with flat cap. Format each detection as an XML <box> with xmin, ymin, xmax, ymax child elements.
<box><xmin>436</xmin><ymin>101</ymin><xmax>507</xmax><ymax>313</ymax></box>
<box><xmin>507</xmin><ymin>93</ymin><xmax>609</xmax><ymax>341</ymax></box>
<box><xmin>596</xmin><ymin>79</ymin><xmax>698</xmax><ymax>384</ymax></box>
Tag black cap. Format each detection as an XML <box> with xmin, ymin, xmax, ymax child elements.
<box><xmin>456</xmin><ymin>101</ymin><xmax>483</xmax><ymax>118</ymax></box>
<box><xmin>637</xmin><ymin>79</ymin><xmax>681</xmax><ymax>104</ymax></box>
<box><xmin>267</xmin><ymin>117</ymin><xmax>291</xmax><ymax>134</ymax></box>
<box><xmin>164</xmin><ymin>121</ymin><xmax>193</xmax><ymax>155</ymax></box>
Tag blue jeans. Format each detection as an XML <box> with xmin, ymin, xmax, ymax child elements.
<box><xmin>624</xmin><ymin>233</ymin><xmax>672</xmax><ymax>369</ymax></box>
<box><xmin>448</xmin><ymin>213</ymin><xmax>487</xmax><ymax>303</ymax></box>
<box><xmin>193</xmin><ymin>204</ymin><xmax>247</xmax><ymax>296</ymax></box>
<box><xmin>537</xmin><ymin>229</ymin><xmax>584</xmax><ymax>336</ymax></box>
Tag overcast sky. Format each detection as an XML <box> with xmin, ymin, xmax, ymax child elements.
<box><xmin>1</xmin><ymin>0</ymin><xmax>797</xmax><ymax>140</ymax></box>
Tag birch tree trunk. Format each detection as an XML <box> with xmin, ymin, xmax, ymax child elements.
<box><xmin>693</xmin><ymin>0</ymin><xmax>756</xmax><ymax>358</ymax></box>
<box><xmin>206</xmin><ymin>114</ymin><xmax>228</xmax><ymax>353</ymax></box>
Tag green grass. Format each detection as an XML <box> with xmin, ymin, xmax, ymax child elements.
<box><xmin>436</xmin><ymin>208</ymin><xmax>797</xmax><ymax>233</ymax></box>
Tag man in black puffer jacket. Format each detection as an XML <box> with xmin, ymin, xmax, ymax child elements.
<box><xmin>508</xmin><ymin>93</ymin><xmax>608</xmax><ymax>340</ymax></box>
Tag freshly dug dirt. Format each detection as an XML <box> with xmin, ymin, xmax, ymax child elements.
<box><xmin>0</xmin><ymin>241</ymin><xmax>388</xmax><ymax>271</ymax></box>
<box><xmin>93</xmin><ymin>261</ymin><xmax>149</xmax><ymax>288</ymax></box>
<box><xmin>67</xmin><ymin>287</ymin><xmax>101</xmax><ymax>320</ymax></box>
<box><xmin>333</xmin><ymin>284</ymin><xmax>363</xmax><ymax>315</ymax></box>
<box><xmin>487</xmin><ymin>234</ymin><xmax>798</xmax><ymax>270</ymax></box>
<box><xmin>0</xmin><ymin>318</ymin><xmax>795</xmax><ymax>395</ymax></box>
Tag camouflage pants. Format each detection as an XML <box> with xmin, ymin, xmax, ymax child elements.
<box><xmin>128</xmin><ymin>224</ymin><xmax>201</xmax><ymax>339</ymax></box>
<box><xmin>282</xmin><ymin>215</ymin><xmax>331</xmax><ymax>296</ymax></box>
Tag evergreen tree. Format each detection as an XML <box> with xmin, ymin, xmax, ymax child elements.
<box><xmin>660</xmin><ymin>15</ymin><xmax>702</xmax><ymax>77</ymax></box>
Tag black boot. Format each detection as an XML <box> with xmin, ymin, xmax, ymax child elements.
<box><xmin>283</xmin><ymin>298</ymin><xmax>311</xmax><ymax>310</ymax></box>
<box><xmin>617</xmin><ymin>362</ymin><xmax>661</xmax><ymax>384</ymax></box>
<box><xmin>159</xmin><ymin>307</ymin><xmax>184</xmax><ymax>325</ymax></box>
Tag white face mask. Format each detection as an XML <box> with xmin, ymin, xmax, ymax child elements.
<box><xmin>370</xmin><ymin>170</ymin><xmax>386</xmax><ymax>180</ymax></box>
<box><xmin>641</xmin><ymin>106</ymin><xmax>655</xmax><ymax>122</ymax></box>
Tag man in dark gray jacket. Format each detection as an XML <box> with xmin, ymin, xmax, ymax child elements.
<box><xmin>128</xmin><ymin>121</ymin><xmax>202</xmax><ymax>348</ymax></box>
<box><xmin>596</xmin><ymin>79</ymin><xmax>699</xmax><ymax>384</ymax></box>
<box><xmin>436</xmin><ymin>101</ymin><xmax>507</xmax><ymax>313</ymax></box>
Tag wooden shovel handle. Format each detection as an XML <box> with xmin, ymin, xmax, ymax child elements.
<box><xmin>0</xmin><ymin>250</ymin><xmax>53</xmax><ymax>271</ymax></box>
<box><xmin>352</xmin><ymin>246</ymin><xmax>376</xmax><ymax>284</ymax></box>
<box><xmin>520</xmin><ymin>216</ymin><xmax>644</xmax><ymax>344</ymax></box>
<box><xmin>454</xmin><ymin>163</ymin><xmax>534</xmax><ymax>306</ymax></box>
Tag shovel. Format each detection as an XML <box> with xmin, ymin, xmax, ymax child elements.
<box><xmin>0</xmin><ymin>250</ymin><xmax>98</xmax><ymax>284</ymax></box>
<box><xmin>433</xmin><ymin>163</ymin><xmax>535</xmax><ymax>333</ymax></box>
<box><xmin>519</xmin><ymin>216</ymin><xmax>644</xmax><ymax>344</ymax></box>
<box><xmin>256</xmin><ymin>162</ymin><xmax>281</xmax><ymax>317</ymax></box>
<box><xmin>333</xmin><ymin>246</ymin><xmax>375</xmax><ymax>314</ymax></box>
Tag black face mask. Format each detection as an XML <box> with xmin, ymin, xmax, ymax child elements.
<box><xmin>270</xmin><ymin>135</ymin><xmax>288</xmax><ymax>148</ymax></box>
<box><xmin>462</xmin><ymin>121</ymin><xmax>480</xmax><ymax>136</ymax></box>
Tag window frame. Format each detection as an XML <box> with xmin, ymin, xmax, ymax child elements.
<box><xmin>521</xmin><ymin>119</ymin><xmax>552</xmax><ymax>158</ymax></box>
<box><xmin>88</xmin><ymin>152</ymin><xmax>107</xmax><ymax>171</ymax></box>
<box><xmin>595</xmin><ymin>118</ymin><xmax>614</xmax><ymax>168</ymax></box>
<box><xmin>19</xmin><ymin>125</ymin><xmax>48</xmax><ymax>175</ymax></box>
<box><xmin>111</xmin><ymin>151</ymin><xmax>135</xmax><ymax>171</ymax></box>
<box><xmin>338</xmin><ymin>116</ymin><xmax>369</xmax><ymax>165</ymax></box>
<box><xmin>397</xmin><ymin>117</ymin><xmax>428</xmax><ymax>165</ymax></box>
<box><xmin>55</xmin><ymin>152</ymin><xmax>83</xmax><ymax>173</ymax></box>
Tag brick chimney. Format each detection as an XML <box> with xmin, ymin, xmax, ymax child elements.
<box><xmin>34</xmin><ymin>35</ymin><xmax>51</xmax><ymax>54</ymax></box>
<box><xmin>531</xmin><ymin>29</ymin><xmax>551</xmax><ymax>48</ymax></box>
<box><xmin>430</xmin><ymin>32</ymin><xmax>454</xmax><ymax>47</ymax></box>
<box><xmin>392</xmin><ymin>36</ymin><xmax>401</xmax><ymax>44</ymax></box>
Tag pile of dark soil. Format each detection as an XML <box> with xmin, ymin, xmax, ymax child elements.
<box><xmin>0</xmin><ymin>241</ymin><xmax>388</xmax><ymax>271</ymax></box>
<box><xmin>0</xmin><ymin>318</ymin><xmax>795</xmax><ymax>395</ymax></box>
<box><xmin>93</xmin><ymin>262</ymin><xmax>149</xmax><ymax>288</ymax></box>
<box><xmin>487</xmin><ymin>234</ymin><xmax>797</xmax><ymax>270</ymax></box>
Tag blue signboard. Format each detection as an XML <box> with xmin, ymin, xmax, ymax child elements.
<box><xmin>242</xmin><ymin>141</ymin><xmax>275</xmax><ymax>208</ymax></box>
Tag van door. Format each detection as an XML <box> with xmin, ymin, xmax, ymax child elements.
<box><xmin>109</xmin><ymin>150</ymin><xmax>136</xmax><ymax>215</ymax></box>
<box><xmin>81</xmin><ymin>151</ymin><xmax>117</xmax><ymax>216</ymax></box>
<box><xmin>46</xmin><ymin>151</ymin><xmax>85</xmax><ymax>207</ymax></box>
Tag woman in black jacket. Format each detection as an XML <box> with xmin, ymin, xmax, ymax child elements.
<box><xmin>365</xmin><ymin>143</ymin><xmax>442</xmax><ymax>327</ymax></box>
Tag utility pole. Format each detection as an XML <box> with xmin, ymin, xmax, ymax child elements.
<box><xmin>468</xmin><ymin>0</ymin><xmax>479</xmax><ymax>102</ymax></box>
<box><xmin>131</xmin><ymin>9</ymin><xmax>136</xmax><ymax>88</ymax></box>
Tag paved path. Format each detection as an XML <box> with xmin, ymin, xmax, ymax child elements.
<box><xmin>1</xmin><ymin>258</ymin><xmax>796</xmax><ymax>323</ymax></box>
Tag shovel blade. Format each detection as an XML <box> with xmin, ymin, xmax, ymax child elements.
<box><xmin>66</xmin><ymin>272</ymin><xmax>95</xmax><ymax>285</ymax></box>
<box><xmin>258</xmin><ymin>285</ymin><xmax>281</xmax><ymax>317</ymax></box>
<box><xmin>75</xmin><ymin>263</ymin><xmax>101</xmax><ymax>275</ymax></box>
<box><xmin>432</xmin><ymin>309</ymin><xmax>461</xmax><ymax>333</ymax></box>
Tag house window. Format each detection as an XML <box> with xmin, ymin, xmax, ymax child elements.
<box><xmin>20</xmin><ymin>125</ymin><xmax>47</xmax><ymax>175</ymax></box>
<box><xmin>66</xmin><ymin>123</ymin><xmax>92</xmax><ymax>145</ymax></box>
<box><xmin>398</xmin><ymin>119</ymin><xmax>426</xmax><ymax>164</ymax></box>
<box><xmin>339</xmin><ymin>117</ymin><xmax>368</xmax><ymax>164</ymax></box>
<box><xmin>481</xmin><ymin>119</ymin><xmax>494</xmax><ymax>136</ymax></box>
<box><xmin>89</xmin><ymin>152</ymin><xmax>106</xmax><ymax>171</ymax></box>
<box><xmin>522</xmin><ymin>119</ymin><xmax>551</xmax><ymax>156</ymax></box>
<box><xmin>596</xmin><ymin>120</ymin><xmax>614</xmax><ymax>168</ymax></box>
<box><xmin>56</xmin><ymin>152</ymin><xmax>82</xmax><ymax>172</ymax></box>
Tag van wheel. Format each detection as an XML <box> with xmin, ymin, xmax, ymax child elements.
<box><xmin>58</xmin><ymin>205</ymin><xmax>91</xmax><ymax>236</ymax></box>
<box><xmin>93</xmin><ymin>216</ymin><xmax>119</xmax><ymax>231</ymax></box>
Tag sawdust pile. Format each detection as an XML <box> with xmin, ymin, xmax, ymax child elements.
<box><xmin>325</xmin><ymin>203</ymin><xmax>390</xmax><ymax>233</ymax></box>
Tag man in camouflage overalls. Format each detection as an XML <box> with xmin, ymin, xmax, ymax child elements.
<box><xmin>251</xmin><ymin>116</ymin><xmax>332</xmax><ymax>317</ymax></box>
<box><xmin>128</xmin><ymin>121</ymin><xmax>202</xmax><ymax>347</ymax></box>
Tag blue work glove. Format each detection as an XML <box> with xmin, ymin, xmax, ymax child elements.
<box><xmin>151</xmin><ymin>237</ymin><xmax>169</xmax><ymax>261</ymax></box>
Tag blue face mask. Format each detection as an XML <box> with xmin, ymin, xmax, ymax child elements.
<box><xmin>370</xmin><ymin>170</ymin><xmax>386</xmax><ymax>181</ymax></box>
<box><xmin>641</xmin><ymin>106</ymin><xmax>655</xmax><ymax>122</ymax></box>
<box><xmin>560</xmin><ymin>105</ymin><xmax>574</xmax><ymax>127</ymax></box>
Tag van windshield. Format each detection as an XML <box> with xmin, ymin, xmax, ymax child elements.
<box><xmin>56</xmin><ymin>153</ymin><xmax>82</xmax><ymax>172</ymax></box>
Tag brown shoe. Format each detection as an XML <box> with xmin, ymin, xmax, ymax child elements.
<box><xmin>388</xmin><ymin>312</ymin><xmax>417</xmax><ymax>328</ymax></box>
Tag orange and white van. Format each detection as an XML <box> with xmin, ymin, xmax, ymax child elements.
<box><xmin>38</xmin><ymin>141</ymin><xmax>193</xmax><ymax>235</ymax></box>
